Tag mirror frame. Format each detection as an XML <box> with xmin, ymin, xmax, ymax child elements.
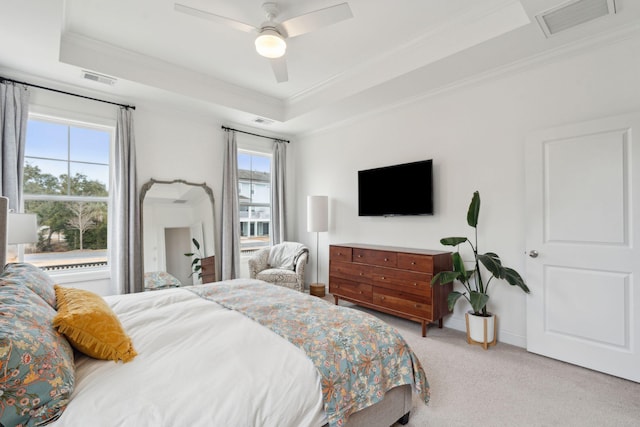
<box><xmin>140</xmin><ymin>178</ymin><xmax>217</xmax><ymax>283</ymax></box>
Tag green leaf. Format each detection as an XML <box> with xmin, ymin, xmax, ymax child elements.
<box><xmin>184</xmin><ymin>252</ymin><xmax>194</xmax><ymax>257</ymax></box>
<box><xmin>452</xmin><ymin>252</ymin><xmax>467</xmax><ymax>278</ymax></box>
<box><xmin>432</xmin><ymin>270</ymin><xmax>460</xmax><ymax>285</ymax></box>
<box><xmin>440</xmin><ymin>237</ymin><xmax>467</xmax><ymax>247</ymax></box>
<box><xmin>447</xmin><ymin>291</ymin><xmax>464</xmax><ymax>311</ymax></box>
<box><xmin>469</xmin><ymin>291</ymin><xmax>489</xmax><ymax>314</ymax></box>
<box><xmin>504</xmin><ymin>267</ymin><xmax>530</xmax><ymax>293</ymax></box>
<box><xmin>467</xmin><ymin>191</ymin><xmax>480</xmax><ymax>228</ymax></box>
<box><xmin>192</xmin><ymin>238</ymin><xmax>200</xmax><ymax>250</ymax></box>
<box><xmin>478</xmin><ymin>252</ymin><xmax>503</xmax><ymax>279</ymax></box>
<box><xmin>191</xmin><ymin>258</ymin><xmax>200</xmax><ymax>266</ymax></box>
<box><xmin>194</xmin><ymin>265</ymin><xmax>202</xmax><ymax>272</ymax></box>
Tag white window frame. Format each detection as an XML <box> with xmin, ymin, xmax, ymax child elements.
<box><xmin>21</xmin><ymin>111</ymin><xmax>114</xmax><ymax>278</ymax></box>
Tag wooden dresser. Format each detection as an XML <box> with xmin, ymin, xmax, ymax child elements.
<box><xmin>329</xmin><ymin>244</ymin><xmax>452</xmax><ymax>337</ymax></box>
<box><xmin>201</xmin><ymin>256</ymin><xmax>216</xmax><ymax>284</ymax></box>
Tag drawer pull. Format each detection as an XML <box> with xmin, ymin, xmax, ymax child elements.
<box><xmin>359</xmin><ymin>272</ymin><xmax>363</xmax><ymax>276</ymax></box>
<box><xmin>384</xmin><ymin>258</ymin><xmax>389</xmax><ymax>261</ymax></box>
<box><xmin>411</xmin><ymin>261</ymin><xmax>416</xmax><ymax>265</ymax></box>
<box><xmin>381</xmin><ymin>276</ymin><xmax>385</xmax><ymax>280</ymax></box>
<box><xmin>380</xmin><ymin>296</ymin><xmax>385</xmax><ymax>300</ymax></box>
<box><xmin>415</xmin><ymin>304</ymin><xmax>420</xmax><ymax>308</ymax></box>
<box><xmin>359</xmin><ymin>291</ymin><xmax>363</xmax><ymax>294</ymax></box>
<box><xmin>338</xmin><ymin>252</ymin><xmax>342</xmax><ymax>255</ymax></box>
<box><xmin>357</xmin><ymin>255</ymin><xmax>362</xmax><ymax>258</ymax></box>
<box><xmin>413</xmin><ymin>283</ymin><xmax>418</xmax><ymax>286</ymax></box>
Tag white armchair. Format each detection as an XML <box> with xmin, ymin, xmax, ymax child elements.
<box><xmin>248</xmin><ymin>244</ymin><xmax>308</xmax><ymax>292</ymax></box>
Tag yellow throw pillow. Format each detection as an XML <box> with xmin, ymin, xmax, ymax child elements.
<box><xmin>53</xmin><ymin>285</ymin><xmax>137</xmax><ymax>363</ymax></box>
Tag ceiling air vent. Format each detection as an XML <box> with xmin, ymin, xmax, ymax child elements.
<box><xmin>173</xmin><ymin>199</ymin><xmax>187</xmax><ymax>204</ymax></box>
<box><xmin>536</xmin><ymin>0</ymin><xmax>616</xmax><ymax>37</ymax></box>
<box><xmin>81</xmin><ymin>70</ymin><xmax>117</xmax><ymax>85</ymax></box>
<box><xmin>253</xmin><ymin>117</ymin><xmax>274</xmax><ymax>125</ymax></box>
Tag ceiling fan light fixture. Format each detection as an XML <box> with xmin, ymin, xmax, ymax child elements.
<box><xmin>255</xmin><ymin>28</ymin><xmax>286</xmax><ymax>58</ymax></box>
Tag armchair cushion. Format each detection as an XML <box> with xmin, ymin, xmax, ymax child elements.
<box><xmin>256</xmin><ymin>269</ymin><xmax>300</xmax><ymax>285</ymax></box>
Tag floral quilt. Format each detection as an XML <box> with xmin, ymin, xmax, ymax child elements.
<box><xmin>188</xmin><ymin>279</ymin><xmax>429</xmax><ymax>427</ymax></box>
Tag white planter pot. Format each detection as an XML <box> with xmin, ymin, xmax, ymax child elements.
<box><xmin>465</xmin><ymin>311</ymin><xmax>497</xmax><ymax>349</ymax></box>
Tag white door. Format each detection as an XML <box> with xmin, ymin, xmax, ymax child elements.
<box><xmin>525</xmin><ymin>112</ymin><xmax>640</xmax><ymax>382</ymax></box>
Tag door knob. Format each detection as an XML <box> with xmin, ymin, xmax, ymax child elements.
<box><xmin>529</xmin><ymin>250</ymin><xmax>539</xmax><ymax>258</ymax></box>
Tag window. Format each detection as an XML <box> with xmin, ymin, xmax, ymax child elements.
<box><xmin>238</xmin><ymin>151</ymin><xmax>271</xmax><ymax>252</ymax></box>
<box><xmin>16</xmin><ymin>115</ymin><xmax>112</xmax><ymax>271</ymax></box>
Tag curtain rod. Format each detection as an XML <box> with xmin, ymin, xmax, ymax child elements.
<box><xmin>0</xmin><ymin>76</ymin><xmax>136</xmax><ymax>110</ymax></box>
<box><xmin>222</xmin><ymin>125</ymin><xmax>289</xmax><ymax>143</ymax></box>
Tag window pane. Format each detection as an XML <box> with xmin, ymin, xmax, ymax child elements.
<box><xmin>25</xmin><ymin>120</ymin><xmax>68</xmax><ymax>160</ymax></box>
<box><xmin>69</xmin><ymin>162</ymin><xmax>109</xmax><ymax>195</ymax></box>
<box><xmin>238</xmin><ymin>152</ymin><xmax>251</xmax><ymax>171</ymax></box>
<box><xmin>239</xmin><ymin>182</ymin><xmax>251</xmax><ymax>202</ymax></box>
<box><xmin>22</xmin><ymin>200</ymin><xmax>108</xmax><ymax>270</ymax></box>
<box><xmin>24</xmin><ymin>159</ymin><xmax>67</xmax><ymax>195</ymax></box>
<box><xmin>251</xmin><ymin>155</ymin><xmax>270</xmax><ymax>173</ymax></box>
<box><xmin>251</xmin><ymin>182</ymin><xmax>270</xmax><ymax>204</ymax></box>
<box><xmin>70</xmin><ymin>127</ymin><xmax>110</xmax><ymax>163</ymax></box>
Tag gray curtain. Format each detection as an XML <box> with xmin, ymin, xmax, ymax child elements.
<box><xmin>271</xmin><ymin>140</ymin><xmax>286</xmax><ymax>244</ymax></box>
<box><xmin>221</xmin><ymin>129</ymin><xmax>241</xmax><ymax>280</ymax></box>
<box><xmin>113</xmin><ymin>107</ymin><xmax>143</xmax><ymax>293</ymax></box>
<box><xmin>0</xmin><ymin>81</ymin><xmax>30</xmax><ymax>211</ymax></box>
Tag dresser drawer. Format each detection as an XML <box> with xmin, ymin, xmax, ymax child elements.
<box><xmin>330</xmin><ymin>261</ymin><xmax>371</xmax><ymax>282</ymax></box>
<box><xmin>201</xmin><ymin>256</ymin><xmax>215</xmax><ymax>283</ymax></box>
<box><xmin>370</xmin><ymin>267</ymin><xmax>432</xmax><ymax>298</ymax></box>
<box><xmin>330</xmin><ymin>278</ymin><xmax>373</xmax><ymax>303</ymax></box>
<box><xmin>330</xmin><ymin>246</ymin><xmax>353</xmax><ymax>262</ymax></box>
<box><xmin>373</xmin><ymin>288</ymin><xmax>432</xmax><ymax>319</ymax></box>
<box><xmin>397</xmin><ymin>253</ymin><xmax>433</xmax><ymax>272</ymax></box>
<box><xmin>353</xmin><ymin>248</ymin><xmax>397</xmax><ymax>267</ymax></box>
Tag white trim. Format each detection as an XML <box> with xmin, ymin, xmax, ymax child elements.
<box><xmin>48</xmin><ymin>267</ymin><xmax>111</xmax><ymax>284</ymax></box>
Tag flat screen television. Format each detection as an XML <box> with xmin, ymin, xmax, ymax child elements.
<box><xmin>358</xmin><ymin>159</ymin><xmax>433</xmax><ymax>216</ymax></box>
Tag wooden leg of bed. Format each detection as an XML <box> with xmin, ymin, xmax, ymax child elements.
<box><xmin>397</xmin><ymin>411</ymin><xmax>411</xmax><ymax>425</ymax></box>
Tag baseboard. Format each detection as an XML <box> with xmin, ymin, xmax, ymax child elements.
<box><xmin>443</xmin><ymin>315</ymin><xmax>526</xmax><ymax>349</ymax></box>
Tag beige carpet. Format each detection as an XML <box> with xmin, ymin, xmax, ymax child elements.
<box><xmin>328</xmin><ymin>298</ymin><xmax>640</xmax><ymax>427</ymax></box>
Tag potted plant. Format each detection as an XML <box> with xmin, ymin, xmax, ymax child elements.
<box><xmin>431</xmin><ymin>191</ymin><xmax>530</xmax><ymax>348</ymax></box>
<box><xmin>184</xmin><ymin>238</ymin><xmax>203</xmax><ymax>280</ymax></box>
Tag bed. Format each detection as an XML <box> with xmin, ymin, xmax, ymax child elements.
<box><xmin>1</xmin><ymin>198</ymin><xmax>429</xmax><ymax>427</ymax></box>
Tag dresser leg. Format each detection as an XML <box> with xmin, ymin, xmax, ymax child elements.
<box><xmin>438</xmin><ymin>318</ymin><xmax>443</xmax><ymax>328</ymax></box>
<box><xmin>333</xmin><ymin>295</ymin><xmax>339</xmax><ymax>305</ymax></box>
<box><xmin>421</xmin><ymin>321</ymin><xmax>427</xmax><ymax>337</ymax></box>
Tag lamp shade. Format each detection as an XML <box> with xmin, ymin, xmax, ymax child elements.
<box><xmin>8</xmin><ymin>213</ymin><xmax>38</xmax><ymax>244</ymax></box>
<box><xmin>255</xmin><ymin>29</ymin><xmax>286</xmax><ymax>58</ymax></box>
<box><xmin>307</xmin><ymin>196</ymin><xmax>328</xmax><ymax>233</ymax></box>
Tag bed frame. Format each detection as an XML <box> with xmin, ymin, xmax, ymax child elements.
<box><xmin>339</xmin><ymin>384</ymin><xmax>412</xmax><ymax>426</ymax></box>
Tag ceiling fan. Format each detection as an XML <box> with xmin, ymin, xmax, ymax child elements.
<box><xmin>174</xmin><ymin>2</ymin><xmax>353</xmax><ymax>83</ymax></box>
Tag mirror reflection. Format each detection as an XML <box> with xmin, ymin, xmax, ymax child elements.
<box><xmin>141</xmin><ymin>179</ymin><xmax>215</xmax><ymax>290</ymax></box>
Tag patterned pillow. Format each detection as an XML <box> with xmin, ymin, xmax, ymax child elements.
<box><xmin>2</xmin><ymin>263</ymin><xmax>57</xmax><ymax>308</ymax></box>
<box><xmin>0</xmin><ymin>282</ymin><xmax>75</xmax><ymax>427</ymax></box>
<box><xmin>53</xmin><ymin>285</ymin><xmax>137</xmax><ymax>363</ymax></box>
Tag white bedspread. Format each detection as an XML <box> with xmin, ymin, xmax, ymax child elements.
<box><xmin>50</xmin><ymin>288</ymin><xmax>326</xmax><ymax>427</ymax></box>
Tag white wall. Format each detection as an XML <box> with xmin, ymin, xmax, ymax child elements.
<box><xmin>291</xmin><ymin>35</ymin><xmax>640</xmax><ymax>347</ymax></box>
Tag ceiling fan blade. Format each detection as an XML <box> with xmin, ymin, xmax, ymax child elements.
<box><xmin>280</xmin><ymin>2</ymin><xmax>353</xmax><ymax>38</ymax></box>
<box><xmin>174</xmin><ymin>3</ymin><xmax>256</xmax><ymax>33</ymax></box>
<box><xmin>270</xmin><ymin>57</ymin><xmax>288</xmax><ymax>83</ymax></box>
